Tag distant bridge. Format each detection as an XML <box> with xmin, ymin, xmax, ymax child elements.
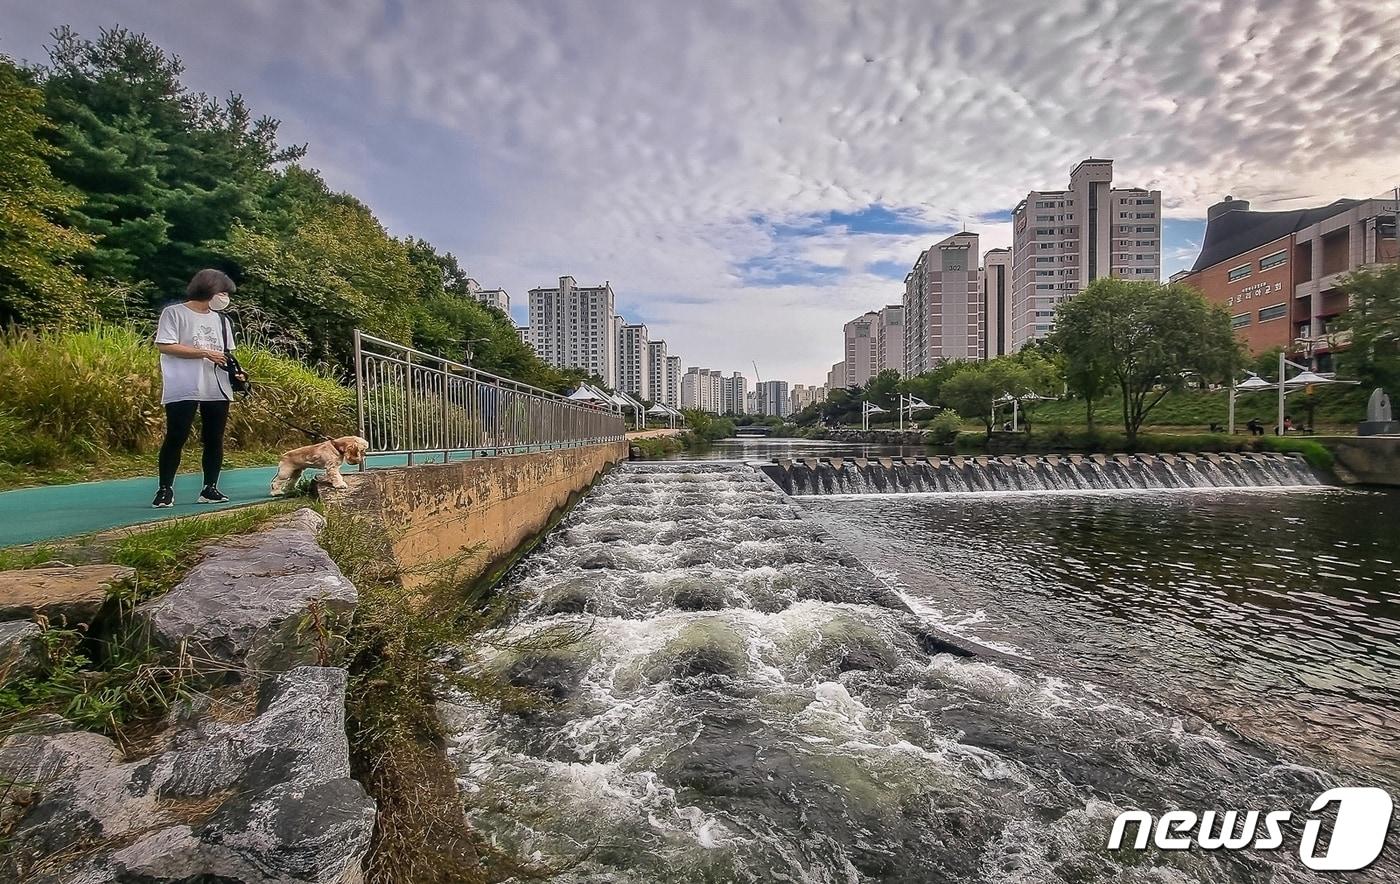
<box><xmin>734</xmin><ymin>426</ymin><xmax>773</xmax><ymax>437</ymax></box>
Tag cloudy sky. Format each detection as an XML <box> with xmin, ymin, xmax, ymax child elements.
<box><xmin>4</xmin><ymin>1</ymin><xmax>1398</xmax><ymax>384</ymax></box>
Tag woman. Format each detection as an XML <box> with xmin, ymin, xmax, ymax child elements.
<box><xmin>151</xmin><ymin>269</ymin><xmax>242</xmax><ymax>507</ymax></box>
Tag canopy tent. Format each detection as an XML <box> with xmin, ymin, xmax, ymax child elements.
<box><xmin>567</xmin><ymin>385</ymin><xmax>610</xmax><ymax>403</ymax></box>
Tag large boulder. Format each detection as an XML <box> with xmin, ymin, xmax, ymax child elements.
<box><xmin>138</xmin><ymin>509</ymin><xmax>356</xmax><ymax>678</ymax></box>
<box><xmin>0</xmin><ymin>620</ymin><xmax>42</xmax><ymax>680</ymax></box>
<box><xmin>0</xmin><ymin>564</ymin><xmax>132</xmax><ymax>627</ymax></box>
<box><xmin>0</xmin><ymin>666</ymin><xmax>376</xmax><ymax>883</ymax></box>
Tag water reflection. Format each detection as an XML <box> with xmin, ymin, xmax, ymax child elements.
<box><xmin>800</xmin><ymin>488</ymin><xmax>1400</xmax><ymax>783</ymax></box>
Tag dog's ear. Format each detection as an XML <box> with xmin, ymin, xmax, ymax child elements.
<box><xmin>330</xmin><ymin>437</ymin><xmax>350</xmax><ymax>454</ymax></box>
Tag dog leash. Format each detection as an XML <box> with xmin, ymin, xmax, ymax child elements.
<box><xmin>239</xmin><ymin>392</ymin><xmax>337</xmax><ymax>443</ymax></box>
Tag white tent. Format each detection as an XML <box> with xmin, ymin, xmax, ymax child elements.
<box><xmin>567</xmin><ymin>385</ymin><xmax>609</xmax><ymax>403</ymax></box>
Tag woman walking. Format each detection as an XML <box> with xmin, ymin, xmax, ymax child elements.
<box><xmin>151</xmin><ymin>269</ymin><xmax>241</xmax><ymax>507</ymax></box>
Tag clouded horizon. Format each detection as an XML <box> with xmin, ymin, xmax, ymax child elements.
<box><xmin>4</xmin><ymin>0</ymin><xmax>1397</xmax><ymax>384</ymax></box>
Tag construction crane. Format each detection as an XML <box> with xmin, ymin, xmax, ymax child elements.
<box><xmin>752</xmin><ymin>361</ymin><xmax>761</xmax><ymax>384</ymax></box>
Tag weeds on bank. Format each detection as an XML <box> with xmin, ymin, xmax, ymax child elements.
<box><xmin>321</xmin><ymin>508</ymin><xmax>596</xmax><ymax>884</ymax></box>
<box><xmin>0</xmin><ymin>500</ymin><xmax>311</xmax><ymax>745</ymax></box>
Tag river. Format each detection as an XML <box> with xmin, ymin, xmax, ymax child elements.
<box><xmin>439</xmin><ymin>441</ymin><xmax>1400</xmax><ymax>882</ymax></box>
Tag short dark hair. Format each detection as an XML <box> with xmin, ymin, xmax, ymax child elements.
<box><xmin>185</xmin><ymin>268</ymin><xmax>236</xmax><ymax>301</ymax></box>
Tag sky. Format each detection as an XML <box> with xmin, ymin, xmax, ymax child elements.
<box><xmin>3</xmin><ymin>1</ymin><xmax>1398</xmax><ymax>385</ymax></box>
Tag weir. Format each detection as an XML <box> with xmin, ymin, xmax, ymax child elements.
<box><xmin>760</xmin><ymin>451</ymin><xmax>1322</xmax><ymax>495</ymax></box>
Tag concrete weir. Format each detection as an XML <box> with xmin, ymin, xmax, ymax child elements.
<box><xmin>334</xmin><ymin>441</ymin><xmax>631</xmax><ymax>586</ymax></box>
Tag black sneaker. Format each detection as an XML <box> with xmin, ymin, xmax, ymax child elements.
<box><xmin>152</xmin><ymin>486</ymin><xmax>174</xmax><ymax>508</ymax></box>
<box><xmin>197</xmin><ymin>485</ymin><xmax>229</xmax><ymax>504</ymax></box>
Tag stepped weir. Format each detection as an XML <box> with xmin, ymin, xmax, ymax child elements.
<box><xmin>759</xmin><ymin>452</ymin><xmax>1322</xmax><ymax>495</ymax></box>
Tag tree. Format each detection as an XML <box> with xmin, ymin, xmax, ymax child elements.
<box><xmin>864</xmin><ymin>368</ymin><xmax>900</xmax><ymax>410</ymax></box>
<box><xmin>0</xmin><ymin>57</ymin><xmax>95</xmax><ymax>327</ymax></box>
<box><xmin>1334</xmin><ymin>265</ymin><xmax>1400</xmax><ymax>394</ymax></box>
<box><xmin>1052</xmin><ymin>279</ymin><xmax>1241</xmax><ymax>446</ymax></box>
<box><xmin>941</xmin><ymin>363</ymin><xmax>1001</xmax><ymax>439</ymax></box>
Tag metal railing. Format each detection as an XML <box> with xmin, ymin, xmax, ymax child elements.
<box><xmin>353</xmin><ymin>330</ymin><xmax>625</xmax><ymax>462</ymax></box>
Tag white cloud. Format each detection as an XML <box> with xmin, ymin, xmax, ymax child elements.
<box><xmin>5</xmin><ymin>0</ymin><xmax>1398</xmax><ymax>382</ymax></box>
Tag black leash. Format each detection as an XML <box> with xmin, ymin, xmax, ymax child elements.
<box><xmin>239</xmin><ymin>392</ymin><xmax>337</xmax><ymax>443</ymax></box>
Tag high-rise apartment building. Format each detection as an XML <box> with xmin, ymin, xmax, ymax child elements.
<box><xmin>527</xmin><ymin>276</ymin><xmax>618</xmax><ymax>387</ymax></box>
<box><xmin>646</xmin><ymin>340</ymin><xmax>668</xmax><ymax>403</ymax></box>
<box><xmin>876</xmin><ymin>305</ymin><xmax>904</xmax><ymax>377</ymax></box>
<box><xmin>721</xmin><ymin>373</ymin><xmax>748</xmax><ymax>415</ymax></box>
<box><xmin>789</xmin><ymin>384</ymin><xmax>825</xmax><ymax>414</ymax></box>
<box><xmin>679</xmin><ymin>367</ymin><xmax>725</xmax><ymax>413</ymax></box>
<box><xmin>664</xmin><ymin>355</ymin><xmax>682</xmax><ymax>407</ymax></box>
<box><xmin>463</xmin><ymin>278</ymin><xmax>510</xmax><ymax>314</ymax></box>
<box><xmin>903</xmin><ymin>232</ymin><xmax>980</xmax><ymax>374</ymax></box>
<box><xmin>755</xmin><ymin>380</ymin><xmax>790</xmax><ymax>417</ymax></box>
<box><xmin>1010</xmin><ymin>158</ymin><xmax>1161</xmax><ymax>350</ymax></box>
<box><xmin>827</xmin><ymin>361</ymin><xmax>846</xmax><ymax>391</ymax></box>
<box><xmin>980</xmin><ymin>248</ymin><xmax>1011</xmax><ymax>359</ymax></box>
<box><xmin>616</xmin><ymin>323</ymin><xmax>650</xmax><ymax>400</ymax></box>
<box><xmin>843</xmin><ymin>312</ymin><xmax>879</xmax><ymax>387</ymax></box>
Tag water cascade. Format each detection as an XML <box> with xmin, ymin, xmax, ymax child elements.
<box><xmin>762</xmin><ymin>451</ymin><xmax>1321</xmax><ymax>496</ymax></box>
<box><xmin>435</xmin><ymin>462</ymin><xmax>1346</xmax><ymax>883</ymax></box>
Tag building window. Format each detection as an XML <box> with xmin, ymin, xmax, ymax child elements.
<box><xmin>1258</xmin><ymin>303</ymin><xmax>1287</xmax><ymax>322</ymax></box>
<box><xmin>1231</xmin><ymin>313</ymin><xmax>1252</xmax><ymax>329</ymax></box>
<box><xmin>1227</xmin><ymin>264</ymin><xmax>1252</xmax><ymax>282</ymax></box>
<box><xmin>1259</xmin><ymin>250</ymin><xmax>1287</xmax><ymax>271</ymax></box>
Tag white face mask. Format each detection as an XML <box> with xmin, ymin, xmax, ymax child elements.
<box><xmin>210</xmin><ymin>293</ymin><xmax>231</xmax><ymax>311</ymax></box>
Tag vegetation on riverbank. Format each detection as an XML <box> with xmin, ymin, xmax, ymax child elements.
<box><xmin>0</xmin><ymin>325</ymin><xmax>351</xmax><ymax>489</ymax></box>
<box><xmin>0</xmin><ymin>500</ymin><xmax>307</xmax><ymax>745</ymax></box>
<box><xmin>322</xmin><ymin>508</ymin><xmax>596</xmax><ymax>884</ymax></box>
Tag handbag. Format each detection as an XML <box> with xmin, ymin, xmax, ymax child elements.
<box><xmin>218</xmin><ymin>313</ymin><xmax>251</xmax><ymax>395</ymax></box>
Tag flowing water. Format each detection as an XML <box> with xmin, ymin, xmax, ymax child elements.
<box><xmin>439</xmin><ymin>454</ymin><xmax>1400</xmax><ymax>883</ymax></box>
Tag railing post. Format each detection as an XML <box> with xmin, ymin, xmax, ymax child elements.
<box><xmin>353</xmin><ymin>330</ymin><xmax>366</xmax><ymax>470</ymax></box>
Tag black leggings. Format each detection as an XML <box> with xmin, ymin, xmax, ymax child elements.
<box><xmin>158</xmin><ymin>400</ymin><xmax>230</xmax><ymax>488</ymax></box>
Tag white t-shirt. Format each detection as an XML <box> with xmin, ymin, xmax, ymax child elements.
<box><xmin>155</xmin><ymin>303</ymin><xmax>235</xmax><ymax>404</ymax></box>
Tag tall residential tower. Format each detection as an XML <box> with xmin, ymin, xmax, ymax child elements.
<box><xmin>902</xmin><ymin>232</ymin><xmax>981</xmax><ymax>375</ymax></box>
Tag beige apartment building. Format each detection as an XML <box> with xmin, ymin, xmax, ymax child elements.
<box><xmin>1010</xmin><ymin>159</ymin><xmax>1161</xmax><ymax>350</ymax></box>
<box><xmin>617</xmin><ymin>323</ymin><xmax>650</xmax><ymax>400</ymax></box>
<box><xmin>527</xmin><ymin>276</ymin><xmax>618</xmax><ymax>387</ymax></box>
<box><xmin>903</xmin><ymin>231</ymin><xmax>981</xmax><ymax>375</ymax></box>
<box><xmin>843</xmin><ymin>305</ymin><xmax>903</xmax><ymax>388</ymax></box>
<box><xmin>980</xmin><ymin>247</ymin><xmax>1011</xmax><ymax>359</ymax></box>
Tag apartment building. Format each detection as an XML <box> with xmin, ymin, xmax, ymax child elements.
<box><xmin>617</xmin><ymin>323</ymin><xmax>650</xmax><ymax>400</ymax></box>
<box><xmin>842</xmin><ymin>305</ymin><xmax>903</xmax><ymax>387</ymax></box>
<box><xmin>646</xmin><ymin>340</ymin><xmax>668</xmax><ymax>404</ymax></box>
<box><xmin>721</xmin><ymin>373</ymin><xmax>748</xmax><ymax>415</ymax></box>
<box><xmin>1180</xmin><ymin>193</ymin><xmax>1398</xmax><ymax>368</ymax></box>
<box><xmin>789</xmin><ymin>384</ymin><xmax>826</xmax><ymax>413</ymax></box>
<box><xmin>827</xmin><ymin>361</ymin><xmax>846</xmax><ymax>391</ymax></box>
<box><xmin>462</xmin><ymin>278</ymin><xmax>510</xmax><ymax>314</ymax></box>
<box><xmin>664</xmin><ymin>355</ymin><xmax>682</xmax><ymax>407</ymax></box>
<box><xmin>903</xmin><ymin>232</ymin><xmax>980</xmax><ymax>374</ymax></box>
<box><xmin>1009</xmin><ymin>158</ymin><xmax>1161</xmax><ymax>350</ymax></box>
<box><xmin>980</xmin><ymin>247</ymin><xmax>1011</xmax><ymax>359</ymax></box>
<box><xmin>516</xmin><ymin>326</ymin><xmax>531</xmax><ymax>347</ymax></box>
<box><xmin>679</xmin><ymin>367</ymin><xmax>725</xmax><ymax>413</ymax></box>
<box><xmin>527</xmin><ymin>276</ymin><xmax>618</xmax><ymax>387</ymax></box>
<box><xmin>755</xmin><ymin>380</ymin><xmax>791</xmax><ymax>418</ymax></box>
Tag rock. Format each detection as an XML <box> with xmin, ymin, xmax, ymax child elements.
<box><xmin>672</xmin><ymin>582</ymin><xmax>727</xmax><ymax>611</ymax></box>
<box><xmin>0</xmin><ymin>666</ymin><xmax>376</xmax><ymax>883</ymax></box>
<box><xmin>0</xmin><ymin>564</ymin><xmax>132</xmax><ymax>626</ymax></box>
<box><xmin>137</xmin><ymin>508</ymin><xmax>357</xmax><ymax>679</ymax></box>
<box><xmin>507</xmin><ymin>653</ymin><xmax>585</xmax><ymax>703</ymax></box>
<box><xmin>0</xmin><ymin>620</ymin><xmax>42</xmax><ymax>680</ymax></box>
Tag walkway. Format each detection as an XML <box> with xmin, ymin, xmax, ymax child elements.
<box><xmin>0</xmin><ymin>443</ymin><xmax>630</xmax><ymax>548</ymax></box>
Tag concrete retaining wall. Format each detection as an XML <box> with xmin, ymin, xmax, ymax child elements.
<box><xmin>336</xmin><ymin>441</ymin><xmax>630</xmax><ymax>585</ymax></box>
<box><xmin>1320</xmin><ymin>435</ymin><xmax>1400</xmax><ymax>486</ymax></box>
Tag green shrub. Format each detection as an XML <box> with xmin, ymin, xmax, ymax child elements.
<box><xmin>1258</xmin><ymin>436</ymin><xmax>1335</xmax><ymax>471</ymax></box>
<box><xmin>0</xmin><ymin>323</ymin><xmax>353</xmax><ymax>458</ymax></box>
<box><xmin>924</xmin><ymin>410</ymin><xmax>962</xmax><ymax>444</ymax></box>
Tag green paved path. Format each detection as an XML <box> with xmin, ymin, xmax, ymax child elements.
<box><xmin>0</xmin><ymin>453</ymin><xmax>424</xmax><ymax>548</ymax></box>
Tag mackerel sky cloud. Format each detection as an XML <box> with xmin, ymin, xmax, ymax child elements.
<box><xmin>4</xmin><ymin>0</ymin><xmax>1398</xmax><ymax>383</ymax></box>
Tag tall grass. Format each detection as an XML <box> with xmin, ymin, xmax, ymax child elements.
<box><xmin>0</xmin><ymin>324</ymin><xmax>354</xmax><ymax>459</ymax></box>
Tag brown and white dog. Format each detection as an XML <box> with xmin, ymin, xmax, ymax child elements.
<box><xmin>269</xmin><ymin>435</ymin><xmax>369</xmax><ymax>495</ymax></box>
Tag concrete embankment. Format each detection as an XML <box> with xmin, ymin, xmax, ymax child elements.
<box><xmin>333</xmin><ymin>440</ymin><xmax>629</xmax><ymax>586</ymax></box>
<box><xmin>1321</xmin><ymin>435</ymin><xmax>1400</xmax><ymax>486</ymax></box>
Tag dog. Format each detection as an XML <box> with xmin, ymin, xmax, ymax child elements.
<box><xmin>269</xmin><ymin>435</ymin><xmax>369</xmax><ymax>495</ymax></box>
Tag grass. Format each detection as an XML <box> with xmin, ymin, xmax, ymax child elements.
<box><xmin>629</xmin><ymin>434</ymin><xmax>685</xmax><ymax>459</ymax></box>
<box><xmin>0</xmin><ymin>499</ymin><xmax>312</xmax><ymax>745</ymax></box>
